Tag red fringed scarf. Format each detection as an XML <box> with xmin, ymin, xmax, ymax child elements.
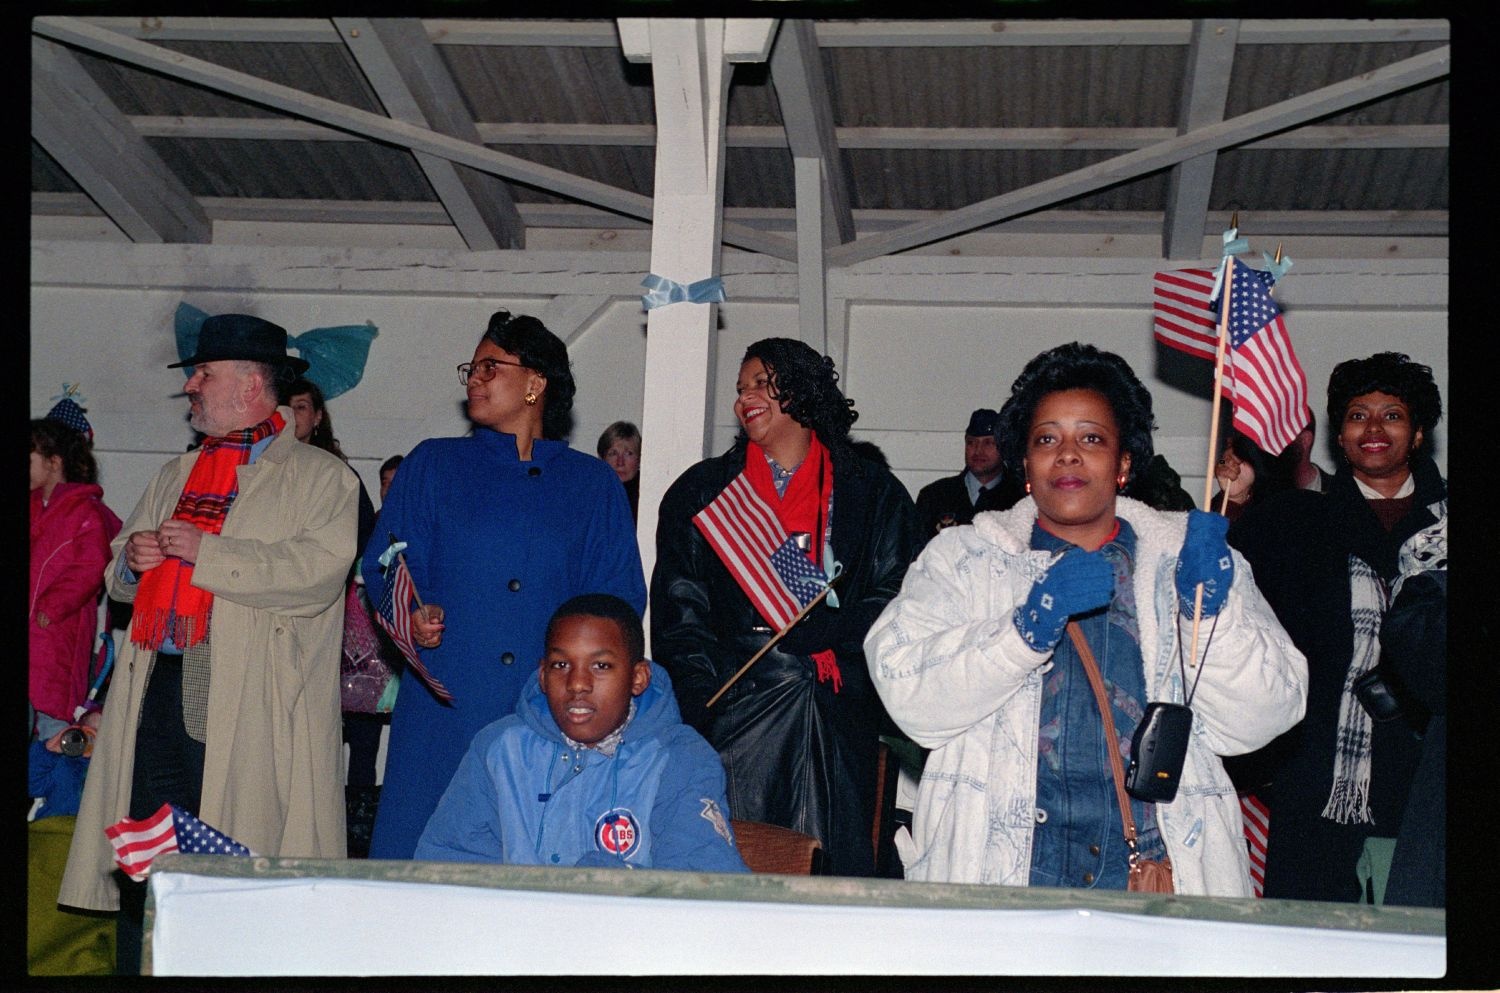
<box><xmin>130</xmin><ymin>412</ymin><xmax>285</xmax><ymax>650</ymax></box>
<box><xmin>743</xmin><ymin>435</ymin><xmax>843</xmax><ymax>692</ymax></box>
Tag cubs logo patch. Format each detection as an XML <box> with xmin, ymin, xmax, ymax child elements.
<box><xmin>595</xmin><ymin>808</ymin><xmax>640</xmax><ymax>859</ymax></box>
<box><xmin>699</xmin><ymin>797</ymin><xmax>733</xmax><ymax>845</ymax></box>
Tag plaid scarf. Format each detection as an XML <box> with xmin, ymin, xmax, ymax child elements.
<box><xmin>1321</xmin><ymin>553</ymin><xmax>1389</xmax><ymax>825</ymax></box>
<box><xmin>130</xmin><ymin>412</ymin><xmax>285</xmax><ymax>650</ymax></box>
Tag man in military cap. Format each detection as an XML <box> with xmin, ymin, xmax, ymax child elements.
<box><xmin>59</xmin><ymin>314</ymin><xmax>359</xmax><ymax>974</ymax></box>
<box><xmin>914</xmin><ymin>407</ymin><xmax>1024</xmax><ymax>544</ymax></box>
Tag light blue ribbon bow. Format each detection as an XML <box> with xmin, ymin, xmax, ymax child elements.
<box><xmin>814</xmin><ymin>557</ymin><xmax>844</xmax><ymax>609</ymax></box>
<box><xmin>1260</xmin><ymin>250</ymin><xmax>1293</xmax><ymax>285</ymax></box>
<box><xmin>377</xmin><ymin>541</ymin><xmax>408</xmax><ymax>569</ymax></box>
<box><xmin>640</xmin><ymin>274</ymin><xmax>727</xmax><ymax>310</ymax></box>
<box><xmin>1208</xmin><ymin>227</ymin><xmax>1251</xmax><ymax>304</ymax></box>
<box><xmin>49</xmin><ymin>383</ymin><xmax>86</xmax><ymax>406</ymax></box>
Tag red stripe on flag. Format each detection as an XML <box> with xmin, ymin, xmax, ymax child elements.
<box><xmin>374</xmin><ymin>556</ymin><xmax>454</xmax><ymax>703</ymax></box>
<box><xmin>694</xmin><ymin>474</ymin><xmax>802</xmax><ymax>630</ymax></box>
<box><xmin>1227</xmin><ymin>317</ymin><xmax>1309</xmax><ymax>454</ymax></box>
<box><xmin>1240</xmin><ymin>793</ymin><xmax>1270</xmax><ymax>898</ymax></box>
<box><xmin>105</xmin><ymin>802</ymin><xmax>179</xmax><ymax>881</ymax></box>
<box><xmin>1152</xmin><ymin>269</ymin><xmax>1220</xmax><ymax>361</ymax></box>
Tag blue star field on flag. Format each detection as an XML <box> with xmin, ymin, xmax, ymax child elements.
<box><xmin>769</xmin><ymin>535</ymin><xmax>832</xmax><ymax>608</ymax></box>
<box><xmin>1219</xmin><ymin>259</ymin><xmax>1282</xmax><ymax>347</ymax></box>
<box><xmin>173</xmin><ymin>805</ymin><xmax>254</xmax><ymax>856</ymax></box>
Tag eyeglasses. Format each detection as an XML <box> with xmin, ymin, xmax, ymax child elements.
<box><xmin>457</xmin><ymin>357</ymin><xmax>528</xmax><ymax>385</ymax></box>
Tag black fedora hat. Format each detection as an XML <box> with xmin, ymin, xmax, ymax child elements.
<box><xmin>169</xmin><ymin>314</ymin><xmax>310</xmax><ymax>373</ymax></box>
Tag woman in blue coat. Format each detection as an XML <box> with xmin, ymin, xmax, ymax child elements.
<box><xmin>363</xmin><ymin>311</ymin><xmax>646</xmax><ymax>858</ymax></box>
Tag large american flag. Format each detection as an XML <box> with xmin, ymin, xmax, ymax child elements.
<box><xmin>105</xmin><ymin>802</ymin><xmax>254</xmax><ymax>881</ymax></box>
<box><xmin>374</xmin><ymin>553</ymin><xmax>454</xmax><ymax>703</ymax></box>
<box><xmin>1152</xmin><ymin>260</ymin><xmax>1310</xmax><ymax>455</ymax></box>
<box><xmin>693</xmin><ymin>474</ymin><xmax>829</xmax><ymax>630</ymax></box>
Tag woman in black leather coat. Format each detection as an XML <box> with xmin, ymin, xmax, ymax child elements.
<box><xmin>651</xmin><ymin>338</ymin><xmax>920</xmax><ymax>876</ymax></box>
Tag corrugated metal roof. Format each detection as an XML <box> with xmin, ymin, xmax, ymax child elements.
<box><xmin>30</xmin><ymin>17</ymin><xmax>1450</xmax><ymax>253</ymax></box>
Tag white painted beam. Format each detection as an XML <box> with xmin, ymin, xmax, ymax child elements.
<box><xmin>124</xmin><ymin>117</ymin><xmax>1451</xmax><ymax>152</ymax></box>
<box><xmin>1163</xmin><ymin>20</ymin><xmax>1239</xmax><ymax>259</ymax></box>
<box><xmin>829</xmin><ymin>45</ymin><xmax>1450</xmax><ymax>266</ymax></box>
<box><xmin>723</xmin><ymin>20</ymin><xmax>778</xmax><ymax>63</ymax></box>
<box><xmin>631</xmin><ymin>19</ymin><xmax>739</xmax><ymax>597</ymax></box>
<box><xmin>32</xmin><ymin>194</ymin><xmax>1451</xmax><ymax>241</ymax></box>
<box><xmin>69</xmin><ymin>16</ymin><xmax>1450</xmax><ymax>47</ymax></box>
<box><xmin>794</xmin><ymin>157</ymin><xmax>829</xmax><ymax>352</ymax></box>
<box><xmin>771</xmin><ymin>19</ymin><xmax>854</xmax><ymax>247</ymax></box>
<box><xmin>540</xmin><ymin>296</ymin><xmax>614</xmax><ymax>346</ymax></box>
<box><xmin>827</xmin><ymin>255</ymin><xmax>1449</xmax><ymax>310</ymax></box>
<box><xmin>619</xmin><ymin>18</ymin><xmax>775</xmax><ymax>63</ymax></box>
<box><xmin>336</xmin><ymin>18</ymin><xmax>525</xmax><ymax>251</ymax></box>
<box><xmin>30</xmin><ymin>242</ymin><xmax>1445</xmax><ymax>310</ymax></box>
<box><xmin>31</xmin><ymin>37</ymin><xmax>211</xmax><ymax>244</ymax></box>
<box><xmin>812</xmin><ymin>19</ymin><xmax>1448</xmax><ymax>46</ymax></box>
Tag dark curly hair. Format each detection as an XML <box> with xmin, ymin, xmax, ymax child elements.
<box><xmin>1326</xmin><ymin>352</ymin><xmax>1442</xmax><ymax>455</ymax></box>
<box><xmin>481</xmin><ymin>310</ymin><xmax>576</xmax><ymax>440</ymax></box>
<box><xmin>287</xmin><ymin>377</ymin><xmax>348</xmax><ymax>462</ymax></box>
<box><xmin>31</xmin><ymin>418</ymin><xmax>98</xmax><ymax>485</ymax></box>
<box><xmin>995</xmin><ymin>342</ymin><xmax>1156</xmax><ymax>486</ymax></box>
<box><xmin>546</xmin><ymin>593</ymin><xmax>645</xmax><ymax>665</ymax></box>
<box><xmin>738</xmin><ymin>338</ymin><xmax>858</xmax><ymax>453</ymax></box>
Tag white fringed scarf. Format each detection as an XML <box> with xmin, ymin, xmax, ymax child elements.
<box><xmin>1322</xmin><ymin>554</ymin><xmax>1389</xmax><ymax>825</ymax></box>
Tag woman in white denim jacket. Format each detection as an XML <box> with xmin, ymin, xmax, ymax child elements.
<box><xmin>865</xmin><ymin>343</ymin><xmax>1306</xmax><ymax>896</ymax></box>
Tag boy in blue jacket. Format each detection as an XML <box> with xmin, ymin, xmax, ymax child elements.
<box><xmin>415</xmin><ymin>593</ymin><xmax>749</xmax><ymax>872</ymax></box>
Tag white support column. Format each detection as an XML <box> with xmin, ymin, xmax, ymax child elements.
<box><xmin>622</xmin><ymin>19</ymin><xmax>774</xmax><ymax>608</ymax></box>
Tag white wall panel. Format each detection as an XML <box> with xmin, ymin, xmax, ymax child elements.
<box><xmin>30</xmin><ymin>245</ymin><xmax>1446</xmax><ymax>528</ymax></box>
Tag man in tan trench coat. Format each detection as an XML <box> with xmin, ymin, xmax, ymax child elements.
<box><xmin>58</xmin><ymin>314</ymin><xmax>357</xmax><ymax>974</ymax></box>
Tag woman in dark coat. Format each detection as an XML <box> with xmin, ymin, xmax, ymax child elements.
<box><xmin>651</xmin><ymin>338</ymin><xmax>920</xmax><ymax>876</ymax></box>
<box><xmin>1228</xmin><ymin>352</ymin><xmax>1445</xmax><ymax>902</ymax></box>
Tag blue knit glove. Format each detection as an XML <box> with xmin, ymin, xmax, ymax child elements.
<box><xmin>1175</xmin><ymin>509</ymin><xmax>1234</xmax><ymax>617</ymax></box>
<box><xmin>1013</xmin><ymin>549</ymin><xmax>1115</xmax><ymax>653</ymax></box>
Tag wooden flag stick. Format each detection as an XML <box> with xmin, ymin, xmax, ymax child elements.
<box><xmin>1189</xmin><ymin>256</ymin><xmax>1237</xmax><ymax>667</ymax></box>
<box><xmin>397</xmin><ymin>551</ymin><xmax>429</xmax><ymax>612</ymax></box>
<box><xmin>706</xmin><ymin>584</ymin><xmax>835</xmax><ymax>709</ymax></box>
<box><xmin>387</xmin><ymin>532</ymin><xmax>433</xmax><ymax>616</ymax></box>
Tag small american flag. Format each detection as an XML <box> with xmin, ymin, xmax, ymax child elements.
<box><xmin>694</xmin><ymin>474</ymin><xmax>830</xmax><ymax>630</ymax></box>
<box><xmin>374</xmin><ymin>553</ymin><xmax>454</xmax><ymax>703</ymax></box>
<box><xmin>105</xmin><ymin>803</ymin><xmax>254</xmax><ymax>881</ymax></box>
<box><xmin>1241</xmin><ymin>793</ymin><xmax>1270</xmax><ymax>898</ymax></box>
<box><xmin>1153</xmin><ymin>260</ymin><xmax>1310</xmax><ymax>455</ymax></box>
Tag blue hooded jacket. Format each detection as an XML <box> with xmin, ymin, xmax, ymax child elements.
<box><xmin>415</xmin><ymin>662</ymin><xmax>748</xmax><ymax>873</ymax></box>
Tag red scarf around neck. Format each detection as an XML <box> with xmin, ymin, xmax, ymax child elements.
<box><xmin>743</xmin><ymin>434</ymin><xmax>843</xmax><ymax>691</ymax></box>
<box><xmin>743</xmin><ymin>433</ymin><xmax>831</xmax><ymax>565</ymax></box>
<box><xmin>130</xmin><ymin>411</ymin><xmax>285</xmax><ymax>650</ymax></box>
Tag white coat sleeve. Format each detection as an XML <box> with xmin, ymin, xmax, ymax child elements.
<box><xmin>864</xmin><ymin>529</ymin><xmax>1051</xmax><ymax>749</ymax></box>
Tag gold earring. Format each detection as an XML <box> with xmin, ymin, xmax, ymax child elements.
<box><xmin>523</xmin><ymin>392</ymin><xmax>538</xmax><ymax>406</ymax></box>
<box><xmin>1024</xmin><ymin>480</ymin><xmax>1032</xmax><ymax>495</ymax></box>
<box><xmin>1117</xmin><ymin>473</ymin><xmax>1127</xmax><ymax>491</ymax></box>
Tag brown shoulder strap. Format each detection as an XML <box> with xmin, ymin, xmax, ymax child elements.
<box><xmin>1066</xmin><ymin>620</ymin><xmax>1140</xmax><ymax>848</ymax></box>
